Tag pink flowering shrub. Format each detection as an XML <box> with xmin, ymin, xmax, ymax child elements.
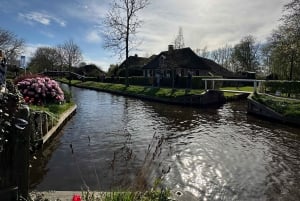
<box><xmin>17</xmin><ymin>76</ymin><xmax>64</xmax><ymax>105</ymax></box>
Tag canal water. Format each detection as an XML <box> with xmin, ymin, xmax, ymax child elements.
<box><xmin>30</xmin><ymin>85</ymin><xmax>300</xmax><ymax>200</ymax></box>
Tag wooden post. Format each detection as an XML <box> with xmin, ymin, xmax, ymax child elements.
<box><xmin>254</xmin><ymin>81</ymin><xmax>257</xmax><ymax>93</ymax></box>
<box><xmin>15</xmin><ymin>104</ymin><xmax>30</xmax><ymax>200</ymax></box>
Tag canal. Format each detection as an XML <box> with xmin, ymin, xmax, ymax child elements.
<box><xmin>30</xmin><ymin>85</ymin><xmax>300</xmax><ymax>200</ymax></box>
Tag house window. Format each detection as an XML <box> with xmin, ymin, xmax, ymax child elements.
<box><xmin>159</xmin><ymin>55</ymin><xmax>166</xmax><ymax>68</ymax></box>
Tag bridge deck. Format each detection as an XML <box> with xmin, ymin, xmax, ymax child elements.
<box><xmin>220</xmin><ymin>89</ymin><xmax>252</xmax><ymax>94</ymax></box>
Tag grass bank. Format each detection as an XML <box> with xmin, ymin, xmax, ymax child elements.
<box><xmin>252</xmin><ymin>93</ymin><xmax>300</xmax><ymax>118</ymax></box>
<box><xmin>29</xmin><ymin>102</ymin><xmax>75</xmax><ymax>116</ymax></box>
<box><xmin>57</xmin><ymin>78</ymin><xmax>205</xmax><ymax>99</ymax></box>
<box><xmin>220</xmin><ymin>86</ymin><xmax>254</xmax><ymax>92</ymax></box>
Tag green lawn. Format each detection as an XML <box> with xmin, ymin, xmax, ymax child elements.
<box><xmin>29</xmin><ymin>102</ymin><xmax>75</xmax><ymax>116</ymax></box>
<box><xmin>220</xmin><ymin>86</ymin><xmax>254</xmax><ymax>92</ymax></box>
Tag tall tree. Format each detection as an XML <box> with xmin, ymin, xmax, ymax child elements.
<box><xmin>28</xmin><ymin>47</ymin><xmax>59</xmax><ymax>73</ymax></box>
<box><xmin>174</xmin><ymin>27</ymin><xmax>185</xmax><ymax>49</ymax></box>
<box><xmin>232</xmin><ymin>35</ymin><xmax>260</xmax><ymax>72</ymax></box>
<box><xmin>0</xmin><ymin>28</ymin><xmax>25</xmax><ymax>65</ymax></box>
<box><xmin>103</xmin><ymin>0</ymin><xmax>150</xmax><ymax>86</ymax></box>
<box><xmin>267</xmin><ymin>0</ymin><xmax>300</xmax><ymax>80</ymax></box>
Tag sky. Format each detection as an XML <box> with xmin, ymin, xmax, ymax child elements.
<box><xmin>0</xmin><ymin>0</ymin><xmax>290</xmax><ymax>72</ymax></box>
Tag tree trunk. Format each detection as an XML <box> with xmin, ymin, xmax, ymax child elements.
<box><xmin>68</xmin><ymin>64</ymin><xmax>71</xmax><ymax>85</ymax></box>
<box><xmin>289</xmin><ymin>52</ymin><xmax>294</xmax><ymax>81</ymax></box>
<box><xmin>125</xmin><ymin>12</ymin><xmax>130</xmax><ymax>87</ymax></box>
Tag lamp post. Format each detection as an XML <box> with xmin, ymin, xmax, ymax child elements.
<box><xmin>20</xmin><ymin>56</ymin><xmax>26</xmax><ymax>75</ymax></box>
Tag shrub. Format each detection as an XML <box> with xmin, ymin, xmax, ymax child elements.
<box><xmin>16</xmin><ymin>76</ymin><xmax>64</xmax><ymax>105</ymax></box>
<box><xmin>264</xmin><ymin>81</ymin><xmax>300</xmax><ymax>95</ymax></box>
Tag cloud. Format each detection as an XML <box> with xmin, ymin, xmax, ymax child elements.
<box><xmin>63</xmin><ymin>0</ymin><xmax>108</xmax><ymax>24</ymax></box>
<box><xmin>134</xmin><ymin>0</ymin><xmax>289</xmax><ymax>55</ymax></box>
<box><xmin>40</xmin><ymin>31</ymin><xmax>55</xmax><ymax>38</ymax></box>
<box><xmin>18</xmin><ymin>11</ymin><xmax>66</xmax><ymax>27</ymax></box>
<box><xmin>86</xmin><ymin>30</ymin><xmax>102</xmax><ymax>43</ymax></box>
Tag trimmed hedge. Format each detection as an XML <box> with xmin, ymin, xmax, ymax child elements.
<box><xmin>264</xmin><ymin>81</ymin><xmax>300</xmax><ymax>95</ymax></box>
<box><xmin>104</xmin><ymin>76</ymin><xmax>222</xmax><ymax>89</ymax></box>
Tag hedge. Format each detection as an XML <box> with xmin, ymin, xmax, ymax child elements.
<box><xmin>71</xmin><ymin>76</ymin><xmax>224</xmax><ymax>89</ymax></box>
<box><xmin>264</xmin><ymin>81</ymin><xmax>300</xmax><ymax>95</ymax></box>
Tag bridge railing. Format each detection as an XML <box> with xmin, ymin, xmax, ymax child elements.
<box><xmin>30</xmin><ymin>111</ymin><xmax>58</xmax><ymax>147</ymax></box>
<box><xmin>203</xmin><ymin>78</ymin><xmax>300</xmax><ymax>98</ymax></box>
<box><xmin>202</xmin><ymin>78</ymin><xmax>266</xmax><ymax>93</ymax></box>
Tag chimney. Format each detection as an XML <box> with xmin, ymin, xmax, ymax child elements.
<box><xmin>168</xmin><ymin>45</ymin><xmax>174</xmax><ymax>52</ymax></box>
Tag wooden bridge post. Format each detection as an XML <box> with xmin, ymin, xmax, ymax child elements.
<box><xmin>254</xmin><ymin>81</ymin><xmax>257</xmax><ymax>93</ymax></box>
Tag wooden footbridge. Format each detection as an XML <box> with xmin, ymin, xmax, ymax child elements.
<box><xmin>202</xmin><ymin>78</ymin><xmax>266</xmax><ymax>94</ymax></box>
<box><xmin>41</xmin><ymin>71</ymin><xmax>87</xmax><ymax>80</ymax></box>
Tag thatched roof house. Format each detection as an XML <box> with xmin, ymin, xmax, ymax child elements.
<box><xmin>143</xmin><ymin>45</ymin><xmax>234</xmax><ymax>78</ymax></box>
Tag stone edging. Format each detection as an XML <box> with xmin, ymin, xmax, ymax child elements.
<box><xmin>42</xmin><ymin>104</ymin><xmax>77</xmax><ymax>145</ymax></box>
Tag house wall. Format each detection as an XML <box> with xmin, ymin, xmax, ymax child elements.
<box><xmin>144</xmin><ymin>68</ymin><xmax>205</xmax><ymax>78</ymax></box>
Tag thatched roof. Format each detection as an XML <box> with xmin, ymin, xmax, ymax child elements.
<box><xmin>118</xmin><ymin>55</ymin><xmax>156</xmax><ymax>76</ymax></box>
<box><xmin>119</xmin><ymin>55</ymin><xmax>154</xmax><ymax>69</ymax></box>
<box><xmin>143</xmin><ymin>47</ymin><xmax>234</xmax><ymax>77</ymax></box>
<box><xmin>74</xmin><ymin>64</ymin><xmax>105</xmax><ymax>76</ymax></box>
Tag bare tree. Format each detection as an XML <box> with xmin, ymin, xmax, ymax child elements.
<box><xmin>210</xmin><ymin>44</ymin><xmax>233</xmax><ymax>71</ymax></box>
<box><xmin>103</xmin><ymin>0</ymin><xmax>150</xmax><ymax>86</ymax></box>
<box><xmin>174</xmin><ymin>27</ymin><xmax>185</xmax><ymax>49</ymax></box>
<box><xmin>0</xmin><ymin>28</ymin><xmax>25</xmax><ymax>65</ymax></box>
<box><xmin>232</xmin><ymin>35</ymin><xmax>260</xmax><ymax>72</ymax></box>
<box><xmin>59</xmin><ymin>39</ymin><xmax>82</xmax><ymax>83</ymax></box>
<box><xmin>195</xmin><ymin>46</ymin><xmax>210</xmax><ymax>58</ymax></box>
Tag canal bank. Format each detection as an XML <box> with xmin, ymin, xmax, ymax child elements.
<box><xmin>41</xmin><ymin>104</ymin><xmax>77</xmax><ymax>145</ymax></box>
<box><xmin>29</xmin><ymin>104</ymin><xmax>77</xmax><ymax>150</ymax></box>
<box><xmin>56</xmin><ymin>79</ymin><xmax>240</xmax><ymax>106</ymax></box>
<box><xmin>248</xmin><ymin>93</ymin><xmax>300</xmax><ymax>127</ymax></box>
<box><xmin>30</xmin><ymin>190</ymin><xmax>198</xmax><ymax>201</ymax></box>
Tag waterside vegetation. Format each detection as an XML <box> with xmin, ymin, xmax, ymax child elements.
<box><xmin>29</xmin><ymin>102</ymin><xmax>75</xmax><ymax>116</ymax></box>
<box><xmin>252</xmin><ymin>93</ymin><xmax>300</xmax><ymax>118</ymax></box>
<box><xmin>81</xmin><ymin>189</ymin><xmax>170</xmax><ymax>201</ymax></box>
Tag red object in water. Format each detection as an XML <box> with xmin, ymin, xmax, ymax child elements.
<box><xmin>72</xmin><ymin>194</ymin><xmax>81</xmax><ymax>201</ymax></box>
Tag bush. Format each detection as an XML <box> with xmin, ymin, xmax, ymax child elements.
<box><xmin>16</xmin><ymin>76</ymin><xmax>64</xmax><ymax>105</ymax></box>
<box><xmin>264</xmin><ymin>81</ymin><xmax>300</xmax><ymax>95</ymax></box>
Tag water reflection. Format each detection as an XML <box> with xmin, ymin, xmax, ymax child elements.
<box><xmin>30</xmin><ymin>85</ymin><xmax>300</xmax><ymax>200</ymax></box>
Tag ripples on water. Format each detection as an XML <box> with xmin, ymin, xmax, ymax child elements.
<box><xmin>30</xmin><ymin>85</ymin><xmax>300</xmax><ymax>200</ymax></box>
